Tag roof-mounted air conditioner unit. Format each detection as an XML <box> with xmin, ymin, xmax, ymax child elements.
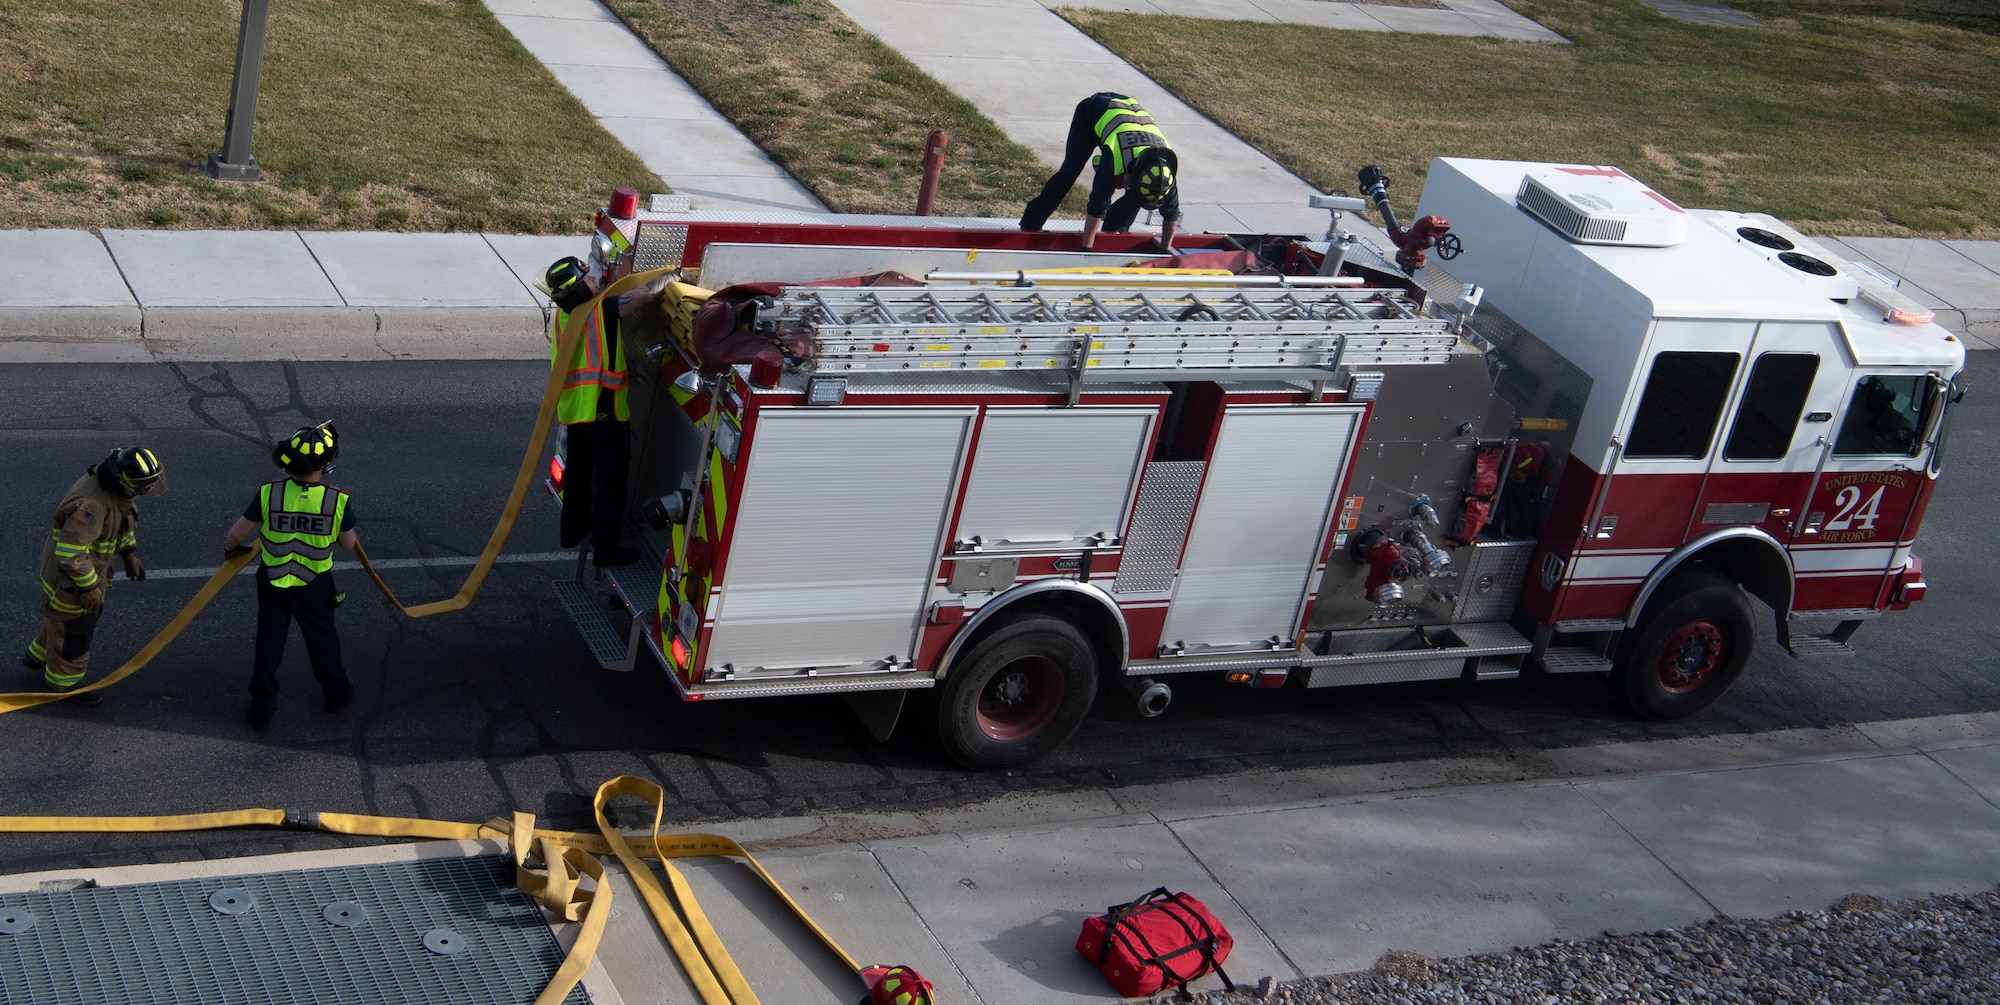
<box><xmin>1515</xmin><ymin>166</ymin><xmax>1689</xmax><ymax>248</ymax></box>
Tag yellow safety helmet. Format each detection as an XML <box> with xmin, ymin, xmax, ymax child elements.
<box><xmin>1134</xmin><ymin>148</ymin><xmax>1176</xmax><ymax>209</ymax></box>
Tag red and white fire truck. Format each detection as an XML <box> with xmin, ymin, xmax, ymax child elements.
<box><xmin>550</xmin><ymin>158</ymin><xmax>1964</xmax><ymax>769</ymax></box>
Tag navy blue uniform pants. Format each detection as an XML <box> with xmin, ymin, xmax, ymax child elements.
<box><xmin>559</xmin><ymin>419</ymin><xmax>631</xmax><ymax>556</ymax></box>
<box><xmin>1021</xmin><ymin>92</ymin><xmax>1147</xmax><ymax>234</ymax></box>
<box><xmin>250</xmin><ymin>573</ymin><xmax>350</xmax><ymax>718</ymax></box>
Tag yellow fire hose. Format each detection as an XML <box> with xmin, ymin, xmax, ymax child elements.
<box><xmin>0</xmin><ymin>271</ymin><xmax>912</xmax><ymax>1002</ymax></box>
<box><xmin>0</xmin><ymin>775</ymin><xmax>870</xmax><ymax>1005</ymax></box>
<box><xmin>2</xmin><ymin>266</ymin><xmax>669</xmax><ymax>713</ymax></box>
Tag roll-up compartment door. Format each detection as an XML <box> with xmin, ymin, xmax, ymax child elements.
<box><xmin>705</xmin><ymin>407</ymin><xmax>974</xmax><ymax>674</ymax></box>
<box><xmin>1161</xmin><ymin>404</ymin><xmax>1364</xmax><ymax>651</ymax></box>
<box><xmin>952</xmin><ymin>407</ymin><xmax>1156</xmax><ymax>552</ymax></box>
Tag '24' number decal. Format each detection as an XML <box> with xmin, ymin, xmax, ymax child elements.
<box><xmin>1826</xmin><ymin>485</ymin><xmax>1886</xmax><ymax>533</ymax></box>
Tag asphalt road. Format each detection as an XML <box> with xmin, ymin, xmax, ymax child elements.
<box><xmin>1</xmin><ymin>357</ymin><xmax>1995</xmax><ymax>874</ymax></box>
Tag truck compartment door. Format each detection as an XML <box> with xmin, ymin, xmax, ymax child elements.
<box><xmin>704</xmin><ymin>407</ymin><xmax>974</xmax><ymax>674</ymax></box>
<box><xmin>1160</xmin><ymin>404</ymin><xmax>1365</xmax><ymax>652</ymax></box>
<box><xmin>951</xmin><ymin>406</ymin><xmax>1157</xmax><ymax>554</ymax></box>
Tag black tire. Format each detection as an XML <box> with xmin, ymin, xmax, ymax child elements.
<box><xmin>935</xmin><ymin>615</ymin><xmax>1098</xmax><ymax>770</ymax></box>
<box><xmin>1613</xmin><ymin>566</ymin><xmax>1756</xmax><ymax>720</ymax></box>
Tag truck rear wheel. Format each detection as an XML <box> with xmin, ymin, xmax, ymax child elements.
<box><xmin>1613</xmin><ymin>567</ymin><xmax>1755</xmax><ymax>721</ymax></box>
<box><xmin>936</xmin><ymin>615</ymin><xmax>1097</xmax><ymax>770</ymax></box>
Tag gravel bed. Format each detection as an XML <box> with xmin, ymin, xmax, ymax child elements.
<box><xmin>1178</xmin><ymin>888</ymin><xmax>2000</xmax><ymax>1004</ymax></box>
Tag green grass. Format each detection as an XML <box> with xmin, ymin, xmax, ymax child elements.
<box><xmin>0</xmin><ymin>0</ymin><xmax>661</xmax><ymax>232</ymax></box>
<box><xmin>1060</xmin><ymin>0</ymin><xmax>2000</xmax><ymax>238</ymax></box>
<box><xmin>604</xmin><ymin>0</ymin><xmax>1071</xmax><ymax>217</ymax></box>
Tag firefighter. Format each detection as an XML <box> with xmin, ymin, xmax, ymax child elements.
<box><xmin>21</xmin><ymin>447</ymin><xmax>165</xmax><ymax>706</ymax></box>
<box><xmin>1019</xmin><ymin>92</ymin><xmax>1181</xmax><ymax>253</ymax></box>
<box><xmin>222</xmin><ymin>425</ymin><xmax>357</xmax><ymax>733</ymax></box>
<box><xmin>545</xmin><ymin>257</ymin><xmax>668</xmax><ymax>568</ymax></box>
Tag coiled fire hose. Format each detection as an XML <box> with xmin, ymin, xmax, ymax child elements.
<box><xmin>0</xmin><ymin>775</ymin><xmax>932</xmax><ymax>1005</ymax></box>
<box><xmin>0</xmin><ymin>270</ymin><xmax>937</xmax><ymax>1003</ymax></box>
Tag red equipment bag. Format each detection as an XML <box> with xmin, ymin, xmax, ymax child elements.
<box><xmin>1076</xmin><ymin>888</ymin><xmax>1236</xmax><ymax>999</ymax></box>
<box><xmin>857</xmin><ymin>964</ymin><xmax>934</xmax><ymax>1005</ymax></box>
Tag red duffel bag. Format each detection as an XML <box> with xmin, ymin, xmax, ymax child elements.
<box><xmin>1076</xmin><ymin>887</ymin><xmax>1236</xmax><ymax>999</ymax></box>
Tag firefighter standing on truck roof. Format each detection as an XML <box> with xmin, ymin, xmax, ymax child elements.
<box><xmin>21</xmin><ymin>447</ymin><xmax>165</xmax><ymax>706</ymax></box>
<box><xmin>545</xmin><ymin>256</ymin><xmax>669</xmax><ymax>569</ymax></box>
<box><xmin>222</xmin><ymin>425</ymin><xmax>357</xmax><ymax>733</ymax></box>
<box><xmin>1019</xmin><ymin>92</ymin><xmax>1181</xmax><ymax>254</ymax></box>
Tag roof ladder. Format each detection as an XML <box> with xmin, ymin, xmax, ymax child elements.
<box><xmin>772</xmin><ymin>283</ymin><xmax>1458</xmax><ymax>383</ymax></box>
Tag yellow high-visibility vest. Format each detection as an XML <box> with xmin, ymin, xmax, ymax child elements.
<box><xmin>553</xmin><ymin>302</ymin><xmax>630</xmax><ymax>425</ymax></box>
<box><xmin>259</xmin><ymin>479</ymin><xmax>348</xmax><ymax>588</ymax></box>
<box><xmin>1092</xmin><ymin>97</ymin><xmax>1169</xmax><ymax>178</ymax></box>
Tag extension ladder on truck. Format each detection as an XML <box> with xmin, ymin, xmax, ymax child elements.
<box><xmin>780</xmin><ymin>281</ymin><xmax>1457</xmax><ymax>397</ymax></box>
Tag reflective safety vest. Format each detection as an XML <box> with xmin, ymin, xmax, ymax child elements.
<box><xmin>554</xmin><ymin>301</ymin><xmax>630</xmax><ymax>425</ymax></box>
<box><xmin>1092</xmin><ymin>96</ymin><xmax>1169</xmax><ymax>178</ymax></box>
<box><xmin>259</xmin><ymin>479</ymin><xmax>349</xmax><ymax>588</ymax></box>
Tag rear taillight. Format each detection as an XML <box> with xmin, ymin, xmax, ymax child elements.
<box><xmin>549</xmin><ymin>456</ymin><xmax>564</xmax><ymax>488</ymax></box>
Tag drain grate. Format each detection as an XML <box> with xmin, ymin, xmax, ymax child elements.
<box><xmin>0</xmin><ymin>855</ymin><xmax>590</xmax><ymax>1005</ymax></box>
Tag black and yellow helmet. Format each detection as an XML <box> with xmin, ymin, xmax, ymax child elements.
<box><xmin>101</xmin><ymin>447</ymin><xmax>166</xmax><ymax>497</ymax></box>
<box><xmin>1134</xmin><ymin>148</ymin><xmax>1176</xmax><ymax>209</ymax></box>
<box><xmin>545</xmin><ymin>256</ymin><xmax>592</xmax><ymax>311</ymax></box>
<box><xmin>274</xmin><ymin>424</ymin><xmax>340</xmax><ymax>476</ymax></box>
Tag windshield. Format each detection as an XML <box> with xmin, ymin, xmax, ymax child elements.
<box><xmin>1833</xmin><ymin>374</ymin><xmax>1937</xmax><ymax>458</ymax></box>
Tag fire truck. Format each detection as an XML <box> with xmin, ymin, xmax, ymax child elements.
<box><xmin>549</xmin><ymin>158</ymin><xmax>1964</xmax><ymax>769</ymax></box>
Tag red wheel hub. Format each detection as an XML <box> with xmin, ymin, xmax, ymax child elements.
<box><xmin>976</xmin><ymin>655</ymin><xmax>1063</xmax><ymax>742</ymax></box>
<box><xmin>1657</xmin><ymin>618</ymin><xmax>1726</xmax><ymax>694</ymax></box>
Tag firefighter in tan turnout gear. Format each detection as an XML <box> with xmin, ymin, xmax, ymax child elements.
<box><xmin>21</xmin><ymin>447</ymin><xmax>166</xmax><ymax>706</ymax></box>
<box><xmin>222</xmin><ymin>425</ymin><xmax>358</xmax><ymax>733</ymax></box>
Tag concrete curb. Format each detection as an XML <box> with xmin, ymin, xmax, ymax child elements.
<box><xmin>2</xmin><ymin>229</ymin><xmax>568</xmax><ymax>362</ymax></box>
<box><xmin>4</xmin><ymin>226</ymin><xmax>1997</xmax><ymax>357</ymax></box>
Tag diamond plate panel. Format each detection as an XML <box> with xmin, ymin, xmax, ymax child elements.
<box><xmin>1452</xmin><ymin>540</ymin><xmax>1537</xmax><ymax>621</ymax></box>
<box><xmin>1113</xmin><ymin>461</ymin><xmax>1206</xmax><ymax>594</ymax></box>
<box><xmin>632</xmin><ymin>223</ymin><xmax>688</xmax><ymax>272</ymax></box>
<box><xmin>0</xmin><ymin>856</ymin><xmax>588</xmax><ymax>1005</ymax></box>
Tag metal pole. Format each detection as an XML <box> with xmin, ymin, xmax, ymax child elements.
<box><xmin>204</xmin><ymin>0</ymin><xmax>271</xmax><ymax>182</ymax></box>
<box><xmin>914</xmin><ymin>129</ymin><xmax>947</xmax><ymax>216</ymax></box>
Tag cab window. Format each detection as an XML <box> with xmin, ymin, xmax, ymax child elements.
<box><xmin>1627</xmin><ymin>351</ymin><xmax>1740</xmax><ymax>459</ymax></box>
<box><xmin>1833</xmin><ymin>375</ymin><xmax>1933</xmax><ymax>457</ymax></box>
<box><xmin>1724</xmin><ymin>353</ymin><xmax>1819</xmax><ymax>461</ymax></box>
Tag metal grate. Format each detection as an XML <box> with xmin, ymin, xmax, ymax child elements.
<box><xmin>1787</xmin><ymin>634</ymin><xmax>1859</xmax><ymax>659</ymax></box>
<box><xmin>0</xmin><ymin>856</ymin><xmax>588</xmax><ymax>1005</ymax></box>
<box><xmin>1540</xmin><ymin>646</ymin><xmax>1614</xmax><ymax>673</ymax></box>
<box><xmin>1114</xmin><ymin>461</ymin><xmax>1206</xmax><ymax>594</ymax></box>
<box><xmin>553</xmin><ymin>578</ymin><xmax>628</xmax><ymax>668</ymax></box>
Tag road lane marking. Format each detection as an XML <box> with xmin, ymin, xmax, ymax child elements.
<box><xmin>140</xmin><ymin>552</ymin><xmax>581</xmax><ymax>581</ymax></box>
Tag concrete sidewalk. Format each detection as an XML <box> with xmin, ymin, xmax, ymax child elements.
<box><xmin>826</xmin><ymin>0</ymin><xmax>1558</xmax><ymax>239</ymax></box>
<box><xmin>4</xmin><ymin>713</ymin><xmax>1998</xmax><ymax>1004</ymax></box>
<box><xmin>479</xmin><ymin>0</ymin><xmax>824</xmax><ymax>216</ymax></box>
<box><xmin>5</xmin><ymin>226</ymin><xmax>1996</xmax><ymax>362</ymax></box>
